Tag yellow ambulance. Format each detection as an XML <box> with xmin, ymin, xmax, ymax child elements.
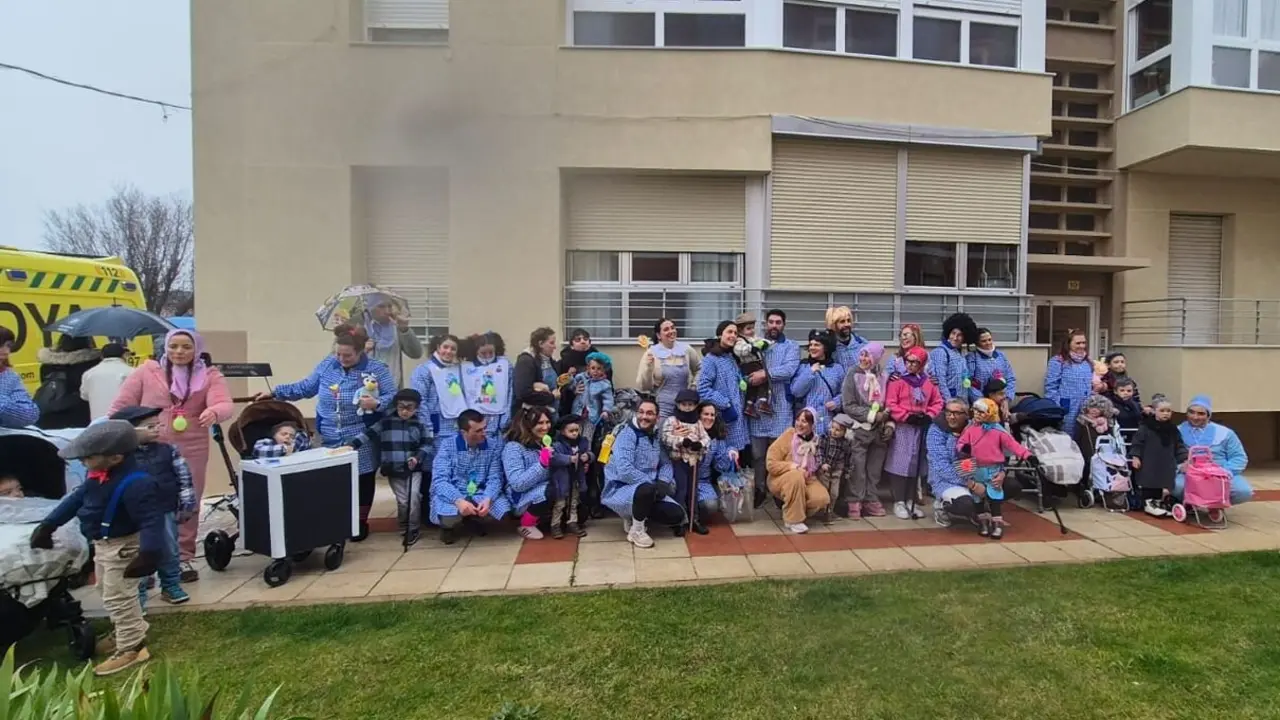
<box><xmin>0</xmin><ymin>247</ymin><xmax>153</xmax><ymax>393</ymax></box>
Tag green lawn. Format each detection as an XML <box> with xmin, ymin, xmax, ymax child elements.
<box><xmin>17</xmin><ymin>552</ymin><xmax>1280</xmax><ymax>720</ymax></box>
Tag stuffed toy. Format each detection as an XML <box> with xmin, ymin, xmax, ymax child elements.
<box><xmin>354</xmin><ymin>373</ymin><xmax>379</xmax><ymax>416</ymax></box>
<box><xmin>1091</xmin><ymin>359</ymin><xmax>1108</xmax><ymax>393</ymax></box>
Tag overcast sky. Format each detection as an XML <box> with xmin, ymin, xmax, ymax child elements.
<box><xmin>0</xmin><ymin>0</ymin><xmax>191</xmax><ymax>250</ymax></box>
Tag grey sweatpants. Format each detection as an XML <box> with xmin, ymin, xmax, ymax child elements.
<box><xmin>389</xmin><ymin>472</ymin><xmax>423</xmax><ymax>533</ymax></box>
<box><xmin>847</xmin><ymin>428</ymin><xmax>887</xmax><ymax>503</ymax></box>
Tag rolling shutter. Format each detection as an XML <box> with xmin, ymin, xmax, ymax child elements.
<box><xmin>1167</xmin><ymin>214</ymin><xmax>1223</xmax><ymax>344</ymax></box>
<box><xmin>364</xmin><ymin>167</ymin><xmax>450</xmax><ymax>331</ymax></box>
<box><xmin>366</xmin><ymin>0</ymin><xmax>449</xmax><ymax>28</ymax></box>
<box><xmin>906</xmin><ymin>147</ymin><xmax>1023</xmax><ymax>245</ymax></box>
<box><xmin>915</xmin><ymin>0</ymin><xmax>1020</xmax><ymax>15</ymax></box>
<box><xmin>566</xmin><ymin>174</ymin><xmax>746</xmax><ymax>252</ymax></box>
<box><xmin>770</xmin><ymin>138</ymin><xmax>897</xmax><ymax>291</ymax></box>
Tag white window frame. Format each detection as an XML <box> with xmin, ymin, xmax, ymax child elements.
<box><xmin>1208</xmin><ymin>0</ymin><xmax>1280</xmax><ymax>91</ymax></box>
<box><xmin>781</xmin><ymin>0</ymin><xmax>901</xmax><ymax>57</ymax></box>
<box><xmin>1125</xmin><ymin>0</ymin><xmax>1174</xmax><ymax>109</ymax></box>
<box><xmin>911</xmin><ymin>7</ymin><xmax>1020</xmax><ymax>68</ymax></box>
<box><xmin>364</xmin><ymin>0</ymin><xmax>450</xmax><ymax>44</ymax></box>
<box><xmin>568</xmin><ymin>0</ymin><xmax>749</xmax><ymax>47</ymax></box>
<box><xmin>565</xmin><ymin>251</ymin><xmax>746</xmax><ymax>342</ymax></box>
<box><xmin>901</xmin><ymin>241</ymin><xmax>1021</xmax><ymax>293</ymax></box>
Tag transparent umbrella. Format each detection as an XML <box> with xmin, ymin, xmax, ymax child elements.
<box><xmin>314</xmin><ymin>285</ymin><xmax>410</xmax><ymax>331</ymax></box>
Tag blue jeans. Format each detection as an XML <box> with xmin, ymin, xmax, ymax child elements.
<box><xmin>138</xmin><ymin>512</ymin><xmax>181</xmax><ymax>602</ymax></box>
<box><xmin>1173</xmin><ymin>474</ymin><xmax>1254</xmax><ymax>506</ymax></box>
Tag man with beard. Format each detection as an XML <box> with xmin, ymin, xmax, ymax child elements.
<box><xmin>825</xmin><ymin>306</ymin><xmax>869</xmax><ymax>373</ymax></box>
<box><xmin>746</xmin><ymin>310</ymin><xmax>800</xmax><ymax>507</ymax></box>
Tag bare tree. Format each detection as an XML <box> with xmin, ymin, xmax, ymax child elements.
<box><xmin>42</xmin><ymin>185</ymin><xmax>194</xmax><ymax>314</ymax></box>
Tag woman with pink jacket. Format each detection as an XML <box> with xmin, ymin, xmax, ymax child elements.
<box><xmin>109</xmin><ymin>329</ymin><xmax>233</xmax><ymax>581</ymax></box>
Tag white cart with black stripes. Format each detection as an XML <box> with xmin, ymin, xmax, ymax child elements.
<box><xmin>239</xmin><ymin>447</ymin><xmax>358</xmax><ymax>587</ymax></box>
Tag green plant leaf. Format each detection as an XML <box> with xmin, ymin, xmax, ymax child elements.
<box><xmin>2</xmin><ymin>645</ymin><xmax>15</xmax><ymax>720</ymax></box>
<box><xmin>251</xmin><ymin>686</ymin><xmax>283</xmax><ymax>720</ymax></box>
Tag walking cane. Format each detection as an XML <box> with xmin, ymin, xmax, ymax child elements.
<box><xmin>688</xmin><ymin>458</ymin><xmax>699</xmax><ymax>533</ymax></box>
<box><xmin>907</xmin><ymin>428</ymin><xmax>929</xmax><ymax>522</ymax></box>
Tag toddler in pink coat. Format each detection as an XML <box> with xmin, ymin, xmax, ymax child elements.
<box><xmin>956</xmin><ymin>398</ymin><xmax>1034</xmax><ymax>539</ymax></box>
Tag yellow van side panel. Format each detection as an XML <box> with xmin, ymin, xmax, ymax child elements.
<box><xmin>0</xmin><ymin>249</ymin><xmax>153</xmax><ymax>393</ymax></box>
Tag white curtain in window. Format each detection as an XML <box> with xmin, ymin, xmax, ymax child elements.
<box><xmin>1214</xmin><ymin>0</ymin><xmax>1247</xmax><ymax>36</ymax></box>
<box><xmin>1263</xmin><ymin>0</ymin><xmax>1280</xmax><ymax>39</ymax></box>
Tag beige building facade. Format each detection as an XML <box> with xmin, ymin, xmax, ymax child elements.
<box><xmin>192</xmin><ymin>0</ymin><xmax>1280</xmax><ymax>458</ymax></box>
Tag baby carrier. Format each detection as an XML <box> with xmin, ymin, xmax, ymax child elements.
<box><xmin>1090</xmin><ymin>430</ymin><xmax>1131</xmax><ymax>511</ymax></box>
<box><xmin>716</xmin><ymin>466</ymin><xmax>753</xmax><ymax>524</ymax></box>
<box><xmin>1172</xmin><ymin>445</ymin><xmax>1232</xmax><ymax>529</ymax></box>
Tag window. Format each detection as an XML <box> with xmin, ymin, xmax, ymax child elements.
<box><xmin>784</xmin><ymin>3</ymin><xmax>837</xmax><ymax>51</ymax></box>
<box><xmin>1046</xmin><ymin>6</ymin><xmax>1065</xmax><ymax>21</ymax></box>
<box><xmin>914</xmin><ymin>17</ymin><xmax>961</xmax><ymax>62</ymax></box>
<box><xmin>966</xmin><ymin>244</ymin><xmax>1018</xmax><ymax>290</ymax></box>
<box><xmin>1214</xmin><ymin>0</ymin><xmax>1247</xmax><ymax>37</ymax></box>
<box><xmin>1214</xmin><ymin>46</ymin><xmax>1252</xmax><ymax>87</ymax></box>
<box><xmin>1066</xmin><ymin>186</ymin><xmax>1099</xmax><ymax>204</ymax></box>
<box><xmin>969</xmin><ymin>22</ymin><xmax>1017</xmax><ymax>68</ymax></box>
<box><xmin>1068</xmin><ymin>73</ymin><xmax>1099</xmax><ymax>89</ymax></box>
<box><xmin>564</xmin><ymin>251</ymin><xmax>744</xmax><ymax>341</ymax></box>
<box><xmin>1030</xmin><ymin>184</ymin><xmax>1061</xmax><ymax>202</ymax></box>
<box><xmin>903</xmin><ymin>242</ymin><xmax>957</xmax><ymax>288</ymax></box>
<box><xmin>365</xmin><ymin>0</ymin><xmax>448</xmax><ymax>43</ymax></box>
<box><xmin>1067</xmin><ymin>130</ymin><xmax>1099</xmax><ymax>147</ymax></box>
<box><xmin>1028</xmin><ymin>240</ymin><xmax>1060</xmax><ymax>254</ymax></box>
<box><xmin>664</xmin><ymin>13</ymin><xmax>746</xmax><ymax>46</ymax></box>
<box><xmin>1065</xmin><ymin>241</ymin><xmax>1094</xmax><ymax>256</ymax></box>
<box><xmin>1260</xmin><ymin>51</ymin><xmax>1280</xmax><ymax>90</ymax></box>
<box><xmin>1070</xmin><ymin>9</ymin><xmax>1102</xmax><ymax>24</ymax></box>
<box><xmin>846</xmin><ymin>9</ymin><xmax>897</xmax><ymax>57</ymax></box>
<box><xmin>1067</xmin><ymin>158</ymin><xmax>1100</xmax><ymax>174</ymax></box>
<box><xmin>1130</xmin><ymin>56</ymin><xmax>1171</xmax><ymax>108</ymax></box>
<box><xmin>1030</xmin><ymin>213</ymin><xmax>1060</xmax><ymax>229</ymax></box>
<box><xmin>761</xmin><ymin>292</ymin><xmax>1027</xmax><ymax>343</ymax></box>
<box><xmin>368</xmin><ymin>27</ymin><xmax>448</xmax><ymax>42</ymax></box>
<box><xmin>573</xmin><ymin>11</ymin><xmax>656</xmax><ymax>46</ymax></box>
<box><xmin>1132</xmin><ymin>0</ymin><xmax>1172</xmax><ymax>61</ymax></box>
<box><xmin>1065</xmin><ymin>214</ymin><xmax>1096</xmax><ymax>232</ymax></box>
<box><xmin>1067</xmin><ymin>102</ymin><xmax>1100</xmax><ymax>118</ymax></box>
<box><xmin>904</xmin><ymin>241</ymin><xmax>1021</xmax><ymax>291</ymax></box>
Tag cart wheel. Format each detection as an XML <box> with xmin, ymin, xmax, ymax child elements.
<box><xmin>263</xmin><ymin>559</ymin><xmax>292</xmax><ymax>587</ymax></box>
<box><xmin>1171</xmin><ymin>503</ymin><xmax>1188</xmax><ymax>523</ymax></box>
<box><xmin>1208</xmin><ymin>508</ymin><xmax>1226</xmax><ymax>525</ymax></box>
<box><xmin>204</xmin><ymin>530</ymin><xmax>234</xmax><ymax>572</ymax></box>
<box><xmin>68</xmin><ymin>622</ymin><xmax>95</xmax><ymax>661</ymax></box>
<box><xmin>291</xmin><ymin>550</ymin><xmax>313</xmax><ymax>563</ymax></box>
<box><xmin>324</xmin><ymin>543</ymin><xmax>345</xmax><ymax>571</ymax></box>
<box><xmin>1078</xmin><ymin>491</ymin><xmax>1096</xmax><ymax>509</ymax></box>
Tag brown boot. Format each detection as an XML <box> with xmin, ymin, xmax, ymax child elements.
<box><xmin>94</xmin><ymin>645</ymin><xmax>151</xmax><ymax>677</ymax></box>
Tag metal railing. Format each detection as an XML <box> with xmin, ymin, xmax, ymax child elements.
<box><xmin>564</xmin><ymin>287</ymin><xmax>1034</xmax><ymax>344</ymax></box>
<box><xmin>1120</xmin><ymin>297</ymin><xmax>1280</xmax><ymax>346</ymax></box>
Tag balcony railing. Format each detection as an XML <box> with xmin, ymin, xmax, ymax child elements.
<box><xmin>1121</xmin><ymin>298</ymin><xmax>1280</xmax><ymax>346</ymax></box>
<box><xmin>564</xmin><ymin>288</ymin><xmax>1033</xmax><ymax>345</ymax></box>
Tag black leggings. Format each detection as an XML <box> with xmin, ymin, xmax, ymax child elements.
<box><xmin>631</xmin><ymin>483</ymin><xmax>685</xmax><ymax>527</ymax></box>
<box><xmin>358</xmin><ymin>471</ymin><xmax>376</xmax><ymax>522</ymax></box>
<box><xmin>524</xmin><ymin>500</ymin><xmax>552</xmax><ymax>522</ymax></box>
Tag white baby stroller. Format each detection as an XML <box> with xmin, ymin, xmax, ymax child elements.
<box><xmin>1088</xmin><ymin>431</ymin><xmax>1132</xmax><ymax>512</ymax></box>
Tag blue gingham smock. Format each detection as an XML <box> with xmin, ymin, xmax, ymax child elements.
<box><xmin>748</xmin><ymin>336</ymin><xmax>801</xmax><ymax>440</ymax></box>
<box><xmin>601</xmin><ymin>423</ymin><xmax>680</xmax><ymax>519</ymax></box>
<box><xmin>1044</xmin><ymin>355</ymin><xmax>1095</xmax><ymax>432</ymax></box>
<box><xmin>789</xmin><ymin>361</ymin><xmax>847</xmax><ymax>436</ymax></box>
<box><xmin>502</xmin><ymin>440</ymin><xmax>549</xmax><ymax>515</ymax></box>
<box><xmin>429</xmin><ymin>434</ymin><xmax>510</xmax><ymax>523</ymax></box>
<box><xmin>698</xmin><ymin>351</ymin><xmax>748</xmax><ymax>450</ymax></box>
<box><xmin>832</xmin><ymin>334</ymin><xmax>868</xmax><ymax>374</ymax></box>
<box><xmin>0</xmin><ymin>369</ymin><xmax>39</xmax><ymax>427</ymax></box>
<box><xmin>928</xmin><ymin>344</ymin><xmax>970</xmax><ymax>401</ymax></box>
<box><xmin>967</xmin><ymin>350</ymin><xmax>1017</xmax><ymax>403</ymax></box>
<box><xmin>272</xmin><ymin>355</ymin><xmax>396</xmax><ymax>475</ymax></box>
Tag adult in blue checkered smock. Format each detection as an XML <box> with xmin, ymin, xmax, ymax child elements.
<box><xmin>698</xmin><ymin>321</ymin><xmax>748</xmax><ymax>451</ymax></box>
<box><xmin>410</xmin><ymin>334</ymin><xmax>468</xmax><ymax>439</ymax></box>
<box><xmin>696</xmin><ymin>404</ymin><xmax>741</xmax><ymax>512</ymax></box>
<box><xmin>748</xmin><ymin>310</ymin><xmax>801</xmax><ymax>494</ymax></box>
<box><xmin>1043</xmin><ymin>330</ymin><xmax>1096</xmax><ymax>432</ymax></box>
<box><xmin>967</xmin><ymin>327</ymin><xmax>1017</xmax><ymax>404</ymax></box>
<box><xmin>824</xmin><ymin>306</ymin><xmax>868</xmax><ymax>374</ymax></box>
<box><xmin>886</xmin><ymin>323</ymin><xmax>926</xmax><ymax>377</ymax></box>
<box><xmin>501</xmin><ymin>406</ymin><xmax>555</xmax><ymax>540</ymax></box>
<box><xmin>269</xmin><ymin>329</ymin><xmax>396</xmax><ymax>540</ymax></box>
<box><xmin>430</xmin><ymin>412</ymin><xmax>510</xmax><ymax>540</ymax></box>
<box><xmin>789</xmin><ymin>330</ymin><xmax>847</xmax><ymax>437</ymax></box>
<box><xmin>602</xmin><ymin>399</ymin><xmax>684</xmax><ymax>548</ymax></box>
<box><xmin>928</xmin><ymin>313</ymin><xmax>979</xmax><ymax>401</ymax></box>
<box><xmin>0</xmin><ymin>331</ymin><xmax>40</xmax><ymax>428</ymax></box>
<box><xmin>1176</xmin><ymin>395</ymin><xmax>1254</xmax><ymax>506</ymax></box>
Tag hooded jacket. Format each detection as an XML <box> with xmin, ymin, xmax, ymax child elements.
<box><xmin>34</xmin><ymin>347</ymin><xmax>101</xmax><ymax>430</ymax></box>
<box><xmin>1129</xmin><ymin>414</ymin><xmax>1187</xmax><ymax>490</ymax></box>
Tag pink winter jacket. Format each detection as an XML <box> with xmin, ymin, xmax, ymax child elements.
<box><xmin>106</xmin><ymin>360</ymin><xmax>234</xmax><ymax>469</ymax></box>
<box><xmin>956</xmin><ymin>423</ymin><xmax>1032</xmax><ymax>466</ymax></box>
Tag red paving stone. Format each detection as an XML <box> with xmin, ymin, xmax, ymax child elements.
<box><xmin>685</xmin><ymin>531</ymin><xmax>745</xmax><ymax>557</ymax></box>
<box><xmin>1255</xmin><ymin>489</ymin><xmax>1280</xmax><ymax>502</ymax></box>
<box><xmin>368</xmin><ymin>517</ymin><xmax>399</xmax><ymax>533</ymax></box>
<box><xmin>515</xmin><ymin>535</ymin><xmax>580</xmax><ymax>564</ymax></box>
<box><xmin>738</xmin><ymin>535</ymin><xmax>797</xmax><ymax>554</ymax></box>
<box><xmin>787</xmin><ymin>532</ymin><xmax>852</xmax><ymax>552</ymax></box>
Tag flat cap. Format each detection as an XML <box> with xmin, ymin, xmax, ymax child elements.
<box><xmin>109</xmin><ymin>406</ymin><xmax>163</xmax><ymax>425</ymax></box>
<box><xmin>59</xmin><ymin>420</ymin><xmax>139</xmax><ymax>460</ymax></box>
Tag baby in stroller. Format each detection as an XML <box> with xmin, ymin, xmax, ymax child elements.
<box><xmin>1075</xmin><ymin>394</ymin><xmax>1131</xmax><ymax>511</ymax></box>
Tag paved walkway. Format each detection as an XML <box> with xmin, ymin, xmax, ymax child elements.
<box><xmin>80</xmin><ymin>468</ymin><xmax>1280</xmax><ymax>615</ymax></box>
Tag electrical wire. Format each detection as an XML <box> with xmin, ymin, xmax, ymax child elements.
<box><xmin>0</xmin><ymin>61</ymin><xmax>191</xmax><ymax>112</ymax></box>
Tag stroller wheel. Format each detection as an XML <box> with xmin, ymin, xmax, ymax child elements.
<box><xmin>263</xmin><ymin>559</ymin><xmax>292</xmax><ymax>588</ymax></box>
<box><xmin>1077</xmin><ymin>491</ymin><xmax>1096</xmax><ymax>509</ymax></box>
<box><xmin>1171</xmin><ymin>503</ymin><xmax>1188</xmax><ymax>523</ymax></box>
<box><xmin>291</xmin><ymin>550</ymin><xmax>313</xmax><ymax>563</ymax></box>
<box><xmin>324</xmin><ymin>543</ymin><xmax>345</xmax><ymax>571</ymax></box>
<box><xmin>1207</xmin><ymin>508</ymin><xmax>1226</xmax><ymax>525</ymax></box>
<box><xmin>68</xmin><ymin>622</ymin><xmax>95</xmax><ymax>661</ymax></box>
<box><xmin>204</xmin><ymin>531</ymin><xmax>234</xmax><ymax>572</ymax></box>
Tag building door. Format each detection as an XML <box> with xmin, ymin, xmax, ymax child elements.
<box><xmin>1033</xmin><ymin>297</ymin><xmax>1099</xmax><ymax>354</ymax></box>
<box><xmin>1167</xmin><ymin>214</ymin><xmax>1223</xmax><ymax>344</ymax></box>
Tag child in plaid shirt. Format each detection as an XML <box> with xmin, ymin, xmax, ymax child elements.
<box><xmin>346</xmin><ymin>389</ymin><xmax>434</xmax><ymax>545</ymax></box>
<box><xmin>816</xmin><ymin>414</ymin><xmax>855</xmax><ymax>523</ymax></box>
<box><xmin>252</xmin><ymin>422</ymin><xmax>311</xmax><ymax>459</ymax></box>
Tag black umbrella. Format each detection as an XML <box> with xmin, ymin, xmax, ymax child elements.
<box><xmin>45</xmin><ymin>305</ymin><xmax>176</xmax><ymax>340</ymax></box>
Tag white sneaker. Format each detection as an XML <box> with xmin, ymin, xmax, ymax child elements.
<box><xmin>626</xmin><ymin>518</ymin><xmax>654</xmax><ymax>548</ymax></box>
<box><xmin>785</xmin><ymin>522</ymin><xmax>809</xmax><ymax>534</ymax></box>
<box><xmin>1144</xmin><ymin>499</ymin><xmax>1169</xmax><ymax>518</ymax></box>
<box><xmin>518</xmin><ymin>525</ymin><xmax>544</xmax><ymax>540</ymax></box>
<box><xmin>893</xmin><ymin>502</ymin><xmax>911</xmax><ymax>520</ymax></box>
<box><xmin>909</xmin><ymin>503</ymin><xmax>927</xmax><ymax>519</ymax></box>
<box><xmin>622</xmin><ymin>517</ymin><xmax>632</xmax><ymax>534</ymax></box>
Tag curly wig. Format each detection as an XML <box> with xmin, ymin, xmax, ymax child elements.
<box><xmin>941</xmin><ymin>312</ymin><xmax>980</xmax><ymax>347</ymax></box>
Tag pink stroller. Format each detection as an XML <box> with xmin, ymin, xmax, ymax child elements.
<box><xmin>1171</xmin><ymin>446</ymin><xmax>1231</xmax><ymax>530</ymax></box>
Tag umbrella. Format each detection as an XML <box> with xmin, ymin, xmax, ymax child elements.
<box><xmin>314</xmin><ymin>285</ymin><xmax>410</xmax><ymax>331</ymax></box>
<box><xmin>45</xmin><ymin>305</ymin><xmax>176</xmax><ymax>339</ymax></box>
